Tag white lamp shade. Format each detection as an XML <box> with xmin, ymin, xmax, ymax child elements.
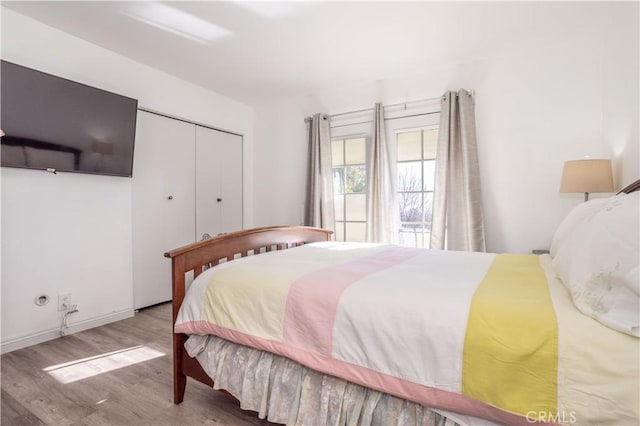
<box><xmin>560</xmin><ymin>159</ymin><xmax>614</xmax><ymax>194</ymax></box>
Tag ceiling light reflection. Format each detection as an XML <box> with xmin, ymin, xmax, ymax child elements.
<box><xmin>121</xmin><ymin>3</ymin><xmax>232</xmax><ymax>44</ymax></box>
<box><xmin>233</xmin><ymin>1</ymin><xmax>294</xmax><ymax>19</ymax></box>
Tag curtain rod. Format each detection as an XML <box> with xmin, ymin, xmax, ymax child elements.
<box><xmin>329</xmin><ymin>96</ymin><xmax>438</xmax><ymax>119</ymax></box>
<box><xmin>305</xmin><ymin>90</ymin><xmax>475</xmax><ymax>123</ymax></box>
<box><xmin>330</xmin><ymin>111</ymin><xmax>440</xmax><ymax>129</ymax></box>
<box><xmin>304</xmin><ymin>115</ymin><xmax>328</xmax><ymax>123</ymax></box>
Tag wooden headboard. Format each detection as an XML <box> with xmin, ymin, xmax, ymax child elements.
<box><xmin>164</xmin><ymin>225</ymin><xmax>333</xmax><ymax>331</ymax></box>
<box><xmin>618</xmin><ymin>178</ymin><xmax>640</xmax><ymax>194</ymax></box>
<box><xmin>164</xmin><ymin>225</ymin><xmax>333</xmax><ymax>403</ymax></box>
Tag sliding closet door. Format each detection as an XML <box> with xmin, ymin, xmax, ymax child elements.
<box><xmin>132</xmin><ymin>111</ymin><xmax>195</xmax><ymax>309</ymax></box>
<box><xmin>195</xmin><ymin>126</ymin><xmax>243</xmax><ymax>239</ymax></box>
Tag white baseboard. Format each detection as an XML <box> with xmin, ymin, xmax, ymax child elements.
<box><xmin>0</xmin><ymin>309</ymin><xmax>135</xmax><ymax>354</ymax></box>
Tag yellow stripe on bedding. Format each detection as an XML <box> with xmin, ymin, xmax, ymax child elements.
<box><xmin>462</xmin><ymin>254</ymin><xmax>558</xmax><ymax>417</ymax></box>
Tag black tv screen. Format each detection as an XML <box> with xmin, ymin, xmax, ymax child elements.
<box><xmin>0</xmin><ymin>61</ymin><xmax>138</xmax><ymax>177</ymax></box>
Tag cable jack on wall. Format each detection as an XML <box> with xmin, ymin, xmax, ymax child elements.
<box><xmin>60</xmin><ymin>304</ymin><xmax>79</xmax><ymax>336</ymax></box>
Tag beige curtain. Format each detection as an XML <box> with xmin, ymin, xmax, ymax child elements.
<box><xmin>430</xmin><ymin>90</ymin><xmax>486</xmax><ymax>252</ymax></box>
<box><xmin>366</xmin><ymin>103</ymin><xmax>398</xmax><ymax>243</ymax></box>
<box><xmin>304</xmin><ymin>113</ymin><xmax>335</xmax><ymax>232</ymax></box>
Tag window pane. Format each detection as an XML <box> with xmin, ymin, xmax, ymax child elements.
<box><xmin>333</xmin><ymin>167</ymin><xmax>344</xmax><ymax>194</ymax></box>
<box><xmin>345</xmin><ymin>222</ymin><xmax>366</xmax><ymax>242</ymax></box>
<box><xmin>395</xmin><ymin>125</ymin><xmax>439</xmax><ymax>249</ymax></box>
<box><xmin>345</xmin><ymin>137</ymin><xmax>366</xmax><ymax>165</ymax></box>
<box><xmin>345</xmin><ymin>165</ymin><xmax>366</xmax><ymax>193</ymax></box>
<box><xmin>335</xmin><ymin>221</ymin><xmax>345</xmax><ymax>241</ymax></box>
<box><xmin>345</xmin><ymin>193</ymin><xmax>366</xmax><ymax>221</ymax></box>
<box><xmin>334</xmin><ymin>194</ymin><xmax>344</xmax><ymax>221</ymax></box>
<box><xmin>332</xmin><ymin>139</ymin><xmax>344</xmax><ymax>165</ymax></box>
<box><xmin>397</xmin><ymin>162</ymin><xmax>422</xmax><ymax>192</ymax></box>
<box><xmin>423</xmin><ymin>231</ymin><xmax>431</xmax><ymax>247</ymax></box>
<box><xmin>423</xmin><ymin>129</ymin><xmax>438</xmax><ymax>159</ymax></box>
<box><xmin>398</xmin><ymin>223</ymin><xmax>424</xmax><ymax>248</ymax></box>
<box><xmin>423</xmin><ymin>160</ymin><xmax>435</xmax><ymax>191</ymax></box>
<box><xmin>424</xmin><ymin>192</ymin><xmax>434</xmax><ymax>229</ymax></box>
<box><xmin>398</xmin><ymin>192</ymin><xmax>423</xmax><ymax>222</ymax></box>
<box><xmin>397</xmin><ymin>131</ymin><xmax>422</xmax><ymax>161</ymax></box>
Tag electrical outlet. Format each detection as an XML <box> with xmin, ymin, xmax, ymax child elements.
<box><xmin>58</xmin><ymin>294</ymin><xmax>71</xmax><ymax>311</ymax></box>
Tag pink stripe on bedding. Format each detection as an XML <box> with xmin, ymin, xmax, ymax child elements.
<box><xmin>282</xmin><ymin>246</ymin><xmax>421</xmax><ymax>356</ymax></box>
<box><xmin>176</xmin><ymin>320</ymin><xmax>553</xmax><ymax>426</ymax></box>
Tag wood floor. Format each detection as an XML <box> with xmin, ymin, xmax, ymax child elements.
<box><xmin>1</xmin><ymin>303</ymin><xmax>274</xmax><ymax>425</ymax></box>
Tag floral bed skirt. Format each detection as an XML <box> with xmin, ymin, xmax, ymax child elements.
<box><xmin>185</xmin><ymin>335</ymin><xmax>470</xmax><ymax>426</ymax></box>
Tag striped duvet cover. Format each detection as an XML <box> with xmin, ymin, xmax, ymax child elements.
<box><xmin>175</xmin><ymin>242</ymin><xmax>638</xmax><ymax>425</ymax></box>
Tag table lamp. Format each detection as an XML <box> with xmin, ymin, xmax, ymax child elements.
<box><xmin>560</xmin><ymin>158</ymin><xmax>614</xmax><ymax>201</ymax></box>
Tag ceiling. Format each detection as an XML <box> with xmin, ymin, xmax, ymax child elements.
<box><xmin>2</xmin><ymin>1</ymin><xmax>611</xmax><ymax>106</ymax></box>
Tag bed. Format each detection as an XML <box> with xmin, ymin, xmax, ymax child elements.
<box><xmin>165</xmin><ymin>180</ymin><xmax>640</xmax><ymax>426</ymax></box>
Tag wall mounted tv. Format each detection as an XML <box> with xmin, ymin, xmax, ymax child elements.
<box><xmin>1</xmin><ymin>60</ymin><xmax>138</xmax><ymax>177</ymax></box>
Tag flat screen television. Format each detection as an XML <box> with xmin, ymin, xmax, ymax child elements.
<box><xmin>0</xmin><ymin>60</ymin><xmax>138</xmax><ymax>177</ymax></box>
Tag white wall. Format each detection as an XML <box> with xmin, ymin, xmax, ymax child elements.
<box><xmin>254</xmin><ymin>2</ymin><xmax>638</xmax><ymax>254</ymax></box>
<box><xmin>254</xmin><ymin>101</ymin><xmax>309</xmax><ymax>227</ymax></box>
<box><xmin>0</xmin><ymin>8</ymin><xmax>254</xmax><ymax>352</ymax></box>
<box><xmin>603</xmin><ymin>6</ymin><xmax>639</xmax><ymax>188</ymax></box>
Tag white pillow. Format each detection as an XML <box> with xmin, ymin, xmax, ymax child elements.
<box><xmin>551</xmin><ymin>192</ymin><xmax>639</xmax><ymax>337</ymax></box>
<box><xmin>550</xmin><ymin>197</ymin><xmax>608</xmax><ymax>258</ymax></box>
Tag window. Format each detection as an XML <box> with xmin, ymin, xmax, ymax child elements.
<box><xmin>332</xmin><ymin>137</ymin><xmax>367</xmax><ymax>242</ymax></box>
<box><xmin>396</xmin><ymin>127</ymin><xmax>438</xmax><ymax>248</ymax></box>
<box><xmin>329</xmin><ymin>102</ymin><xmax>440</xmax><ymax>244</ymax></box>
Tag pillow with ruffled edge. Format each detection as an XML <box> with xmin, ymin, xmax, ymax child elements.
<box><xmin>551</xmin><ymin>192</ymin><xmax>639</xmax><ymax>337</ymax></box>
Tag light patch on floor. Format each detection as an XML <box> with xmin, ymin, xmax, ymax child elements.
<box><xmin>43</xmin><ymin>345</ymin><xmax>165</xmax><ymax>384</ymax></box>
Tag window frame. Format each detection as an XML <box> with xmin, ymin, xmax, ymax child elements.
<box><xmin>329</xmin><ymin>109</ymin><xmax>441</xmax><ymax>244</ymax></box>
<box><xmin>331</xmin><ymin>132</ymin><xmax>369</xmax><ymax>242</ymax></box>
<box><xmin>394</xmin><ymin>125</ymin><xmax>439</xmax><ymax>248</ymax></box>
